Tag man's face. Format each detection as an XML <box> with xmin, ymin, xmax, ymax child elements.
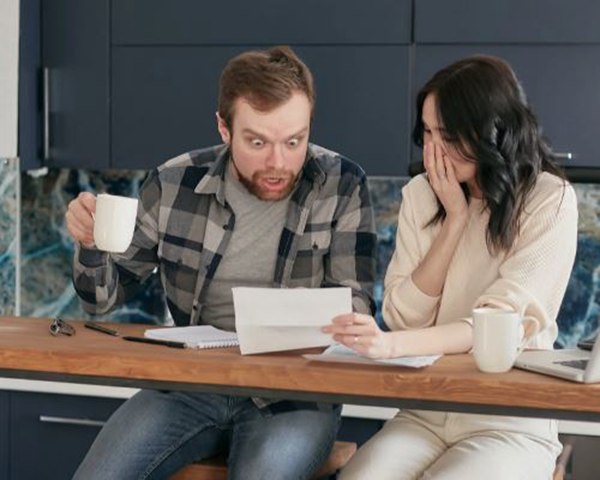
<box><xmin>217</xmin><ymin>92</ymin><xmax>311</xmax><ymax>201</ymax></box>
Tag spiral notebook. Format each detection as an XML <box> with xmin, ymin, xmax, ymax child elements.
<box><xmin>144</xmin><ymin>325</ymin><xmax>239</xmax><ymax>349</ymax></box>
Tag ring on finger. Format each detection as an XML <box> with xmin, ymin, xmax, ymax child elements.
<box><xmin>353</xmin><ymin>336</ymin><xmax>359</xmax><ymax>345</ymax></box>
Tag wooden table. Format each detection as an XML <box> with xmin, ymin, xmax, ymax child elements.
<box><xmin>1</xmin><ymin>316</ymin><xmax>599</xmax><ymax>422</ymax></box>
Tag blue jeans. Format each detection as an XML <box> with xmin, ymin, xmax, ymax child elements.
<box><xmin>73</xmin><ymin>390</ymin><xmax>341</xmax><ymax>480</ymax></box>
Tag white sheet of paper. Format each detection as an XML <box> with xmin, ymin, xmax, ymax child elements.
<box><xmin>304</xmin><ymin>344</ymin><xmax>442</xmax><ymax>368</ymax></box>
<box><xmin>233</xmin><ymin>287</ymin><xmax>352</xmax><ymax>355</ymax></box>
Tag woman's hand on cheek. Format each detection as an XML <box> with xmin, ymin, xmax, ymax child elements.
<box><xmin>424</xmin><ymin>143</ymin><xmax>468</xmax><ymax>220</ymax></box>
<box><xmin>321</xmin><ymin>313</ymin><xmax>395</xmax><ymax>359</ymax></box>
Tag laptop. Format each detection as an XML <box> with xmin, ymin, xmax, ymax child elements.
<box><xmin>514</xmin><ymin>334</ymin><xmax>600</xmax><ymax>383</ymax></box>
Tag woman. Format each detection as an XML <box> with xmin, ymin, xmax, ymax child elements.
<box><xmin>323</xmin><ymin>55</ymin><xmax>578</xmax><ymax>479</ymax></box>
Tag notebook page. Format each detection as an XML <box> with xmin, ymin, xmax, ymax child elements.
<box><xmin>144</xmin><ymin>326</ymin><xmax>239</xmax><ymax>349</ymax></box>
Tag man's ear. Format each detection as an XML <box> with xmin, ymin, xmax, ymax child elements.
<box><xmin>216</xmin><ymin>112</ymin><xmax>231</xmax><ymax>144</ymax></box>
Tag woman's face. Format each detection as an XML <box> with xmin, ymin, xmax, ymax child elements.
<box><xmin>422</xmin><ymin>94</ymin><xmax>479</xmax><ymax>192</ymax></box>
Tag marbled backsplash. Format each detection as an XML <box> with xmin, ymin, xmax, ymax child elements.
<box><xmin>0</xmin><ymin>162</ymin><xmax>597</xmax><ymax>348</ymax></box>
<box><xmin>19</xmin><ymin>168</ymin><xmax>165</xmax><ymax>324</ymax></box>
<box><xmin>0</xmin><ymin>158</ymin><xmax>17</xmax><ymax>316</ymax></box>
<box><xmin>559</xmin><ymin>185</ymin><xmax>600</xmax><ymax>346</ymax></box>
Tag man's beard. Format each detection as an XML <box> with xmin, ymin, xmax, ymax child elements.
<box><xmin>231</xmin><ymin>156</ymin><xmax>299</xmax><ymax>201</ymax></box>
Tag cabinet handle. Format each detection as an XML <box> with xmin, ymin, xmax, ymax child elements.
<box><xmin>43</xmin><ymin>67</ymin><xmax>51</xmax><ymax>161</ymax></box>
<box><xmin>555</xmin><ymin>152</ymin><xmax>574</xmax><ymax>160</ymax></box>
<box><xmin>39</xmin><ymin>415</ymin><xmax>106</xmax><ymax>428</ymax></box>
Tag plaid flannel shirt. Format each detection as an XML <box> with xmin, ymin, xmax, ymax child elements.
<box><xmin>74</xmin><ymin>143</ymin><xmax>376</xmax><ymax>327</ymax></box>
<box><xmin>74</xmin><ymin>144</ymin><xmax>376</xmax><ymax>408</ymax></box>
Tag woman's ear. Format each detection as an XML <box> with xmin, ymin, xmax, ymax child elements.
<box><xmin>216</xmin><ymin>112</ymin><xmax>231</xmax><ymax>144</ymax></box>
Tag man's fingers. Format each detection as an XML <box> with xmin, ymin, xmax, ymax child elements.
<box><xmin>66</xmin><ymin>219</ymin><xmax>94</xmax><ymax>245</ymax></box>
<box><xmin>65</xmin><ymin>193</ymin><xmax>98</xmax><ymax>245</ymax></box>
<box><xmin>68</xmin><ymin>198</ymin><xmax>95</xmax><ymax>230</ymax></box>
<box><xmin>78</xmin><ymin>192</ymin><xmax>97</xmax><ymax>215</ymax></box>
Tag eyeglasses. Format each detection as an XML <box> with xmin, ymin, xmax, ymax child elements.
<box><xmin>49</xmin><ymin>317</ymin><xmax>76</xmax><ymax>336</ymax></box>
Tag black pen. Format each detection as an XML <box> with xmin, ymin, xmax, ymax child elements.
<box><xmin>122</xmin><ymin>335</ymin><xmax>186</xmax><ymax>349</ymax></box>
<box><xmin>85</xmin><ymin>321</ymin><xmax>120</xmax><ymax>336</ymax></box>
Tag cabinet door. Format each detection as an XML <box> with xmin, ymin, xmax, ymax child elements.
<box><xmin>112</xmin><ymin>0</ymin><xmax>411</xmax><ymax>45</ymax></box>
<box><xmin>42</xmin><ymin>0</ymin><xmax>109</xmax><ymax>168</ymax></box>
<box><xmin>10</xmin><ymin>392</ymin><xmax>123</xmax><ymax>480</ymax></box>
<box><xmin>414</xmin><ymin>45</ymin><xmax>600</xmax><ymax>167</ymax></box>
<box><xmin>0</xmin><ymin>392</ymin><xmax>8</xmax><ymax>480</ymax></box>
<box><xmin>415</xmin><ymin>0</ymin><xmax>600</xmax><ymax>43</ymax></box>
<box><xmin>112</xmin><ymin>46</ymin><xmax>411</xmax><ymax>175</ymax></box>
<box><xmin>18</xmin><ymin>0</ymin><xmax>42</xmax><ymax>170</ymax></box>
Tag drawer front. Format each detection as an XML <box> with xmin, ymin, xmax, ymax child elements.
<box><xmin>10</xmin><ymin>392</ymin><xmax>124</xmax><ymax>480</ymax></box>
<box><xmin>112</xmin><ymin>0</ymin><xmax>412</xmax><ymax>45</ymax></box>
<box><xmin>415</xmin><ymin>0</ymin><xmax>600</xmax><ymax>43</ymax></box>
<box><xmin>0</xmin><ymin>392</ymin><xmax>8</xmax><ymax>480</ymax></box>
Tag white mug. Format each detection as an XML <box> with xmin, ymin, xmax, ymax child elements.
<box><xmin>93</xmin><ymin>194</ymin><xmax>139</xmax><ymax>253</ymax></box>
<box><xmin>472</xmin><ymin>307</ymin><xmax>539</xmax><ymax>373</ymax></box>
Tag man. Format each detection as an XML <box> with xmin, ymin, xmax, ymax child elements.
<box><xmin>66</xmin><ymin>46</ymin><xmax>376</xmax><ymax>480</ymax></box>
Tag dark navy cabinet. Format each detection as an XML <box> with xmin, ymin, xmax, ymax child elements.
<box><xmin>18</xmin><ymin>0</ymin><xmax>42</xmax><ymax>170</ymax></box>
<box><xmin>1</xmin><ymin>390</ymin><xmax>384</xmax><ymax>480</ymax></box>
<box><xmin>412</xmin><ymin>0</ymin><xmax>600</xmax><ymax>168</ymax></box>
<box><xmin>9</xmin><ymin>392</ymin><xmax>124</xmax><ymax>480</ymax></box>
<box><xmin>415</xmin><ymin>0</ymin><xmax>600</xmax><ymax>43</ymax></box>
<box><xmin>109</xmin><ymin>0</ymin><xmax>412</xmax><ymax>174</ymax></box>
<box><xmin>112</xmin><ymin>0</ymin><xmax>412</xmax><ymax>46</ymax></box>
<box><xmin>28</xmin><ymin>0</ymin><xmax>600</xmax><ymax>172</ymax></box>
<box><xmin>111</xmin><ymin>46</ymin><xmax>230</xmax><ymax>170</ymax></box>
<box><xmin>41</xmin><ymin>0</ymin><xmax>110</xmax><ymax>169</ymax></box>
<box><xmin>0</xmin><ymin>392</ymin><xmax>8</xmax><ymax>480</ymax></box>
<box><xmin>413</xmin><ymin>45</ymin><xmax>600</xmax><ymax>167</ymax></box>
<box><xmin>299</xmin><ymin>46</ymin><xmax>411</xmax><ymax>177</ymax></box>
<box><xmin>36</xmin><ymin>0</ymin><xmax>412</xmax><ymax>174</ymax></box>
<box><xmin>112</xmin><ymin>45</ymin><xmax>411</xmax><ymax>174</ymax></box>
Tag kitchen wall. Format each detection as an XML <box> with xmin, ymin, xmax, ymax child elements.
<box><xmin>0</xmin><ymin>162</ymin><xmax>598</xmax><ymax>347</ymax></box>
<box><xmin>0</xmin><ymin>0</ymin><xmax>19</xmax><ymax>159</ymax></box>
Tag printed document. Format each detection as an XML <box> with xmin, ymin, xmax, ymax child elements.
<box><xmin>232</xmin><ymin>287</ymin><xmax>352</xmax><ymax>355</ymax></box>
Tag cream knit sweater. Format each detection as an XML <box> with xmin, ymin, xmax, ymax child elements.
<box><xmin>383</xmin><ymin>172</ymin><xmax>578</xmax><ymax>349</ymax></box>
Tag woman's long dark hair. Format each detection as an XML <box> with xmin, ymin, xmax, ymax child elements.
<box><xmin>413</xmin><ymin>55</ymin><xmax>565</xmax><ymax>254</ymax></box>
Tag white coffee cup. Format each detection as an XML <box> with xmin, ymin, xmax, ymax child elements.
<box><xmin>472</xmin><ymin>307</ymin><xmax>539</xmax><ymax>373</ymax></box>
<box><xmin>93</xmin><ymin>194</ymin><xmax>139</xmax><ymax>253</ymax></box>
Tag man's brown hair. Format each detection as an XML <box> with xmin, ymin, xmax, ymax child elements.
<box><xmin>218</xmin><ymin>46</ymin><xmax>315</xmax><ymax>130</ymax></box>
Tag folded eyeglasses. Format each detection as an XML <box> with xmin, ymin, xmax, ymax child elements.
<box><xmin>49</xmin><ymin>317</ymin><xmax>76</xmax><ymax>336</ymax></box>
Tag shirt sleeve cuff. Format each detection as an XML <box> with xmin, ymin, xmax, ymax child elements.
<box><xmin>77</xmin><ymin>244</ymin><xmax>108</xmax><ymax>268</ymax></box>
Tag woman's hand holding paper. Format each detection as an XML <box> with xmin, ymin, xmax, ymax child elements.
<box><xmin>322</xmin><ymin>313</ymin><xmax>395</xmax><ymax>359</ymax></box>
